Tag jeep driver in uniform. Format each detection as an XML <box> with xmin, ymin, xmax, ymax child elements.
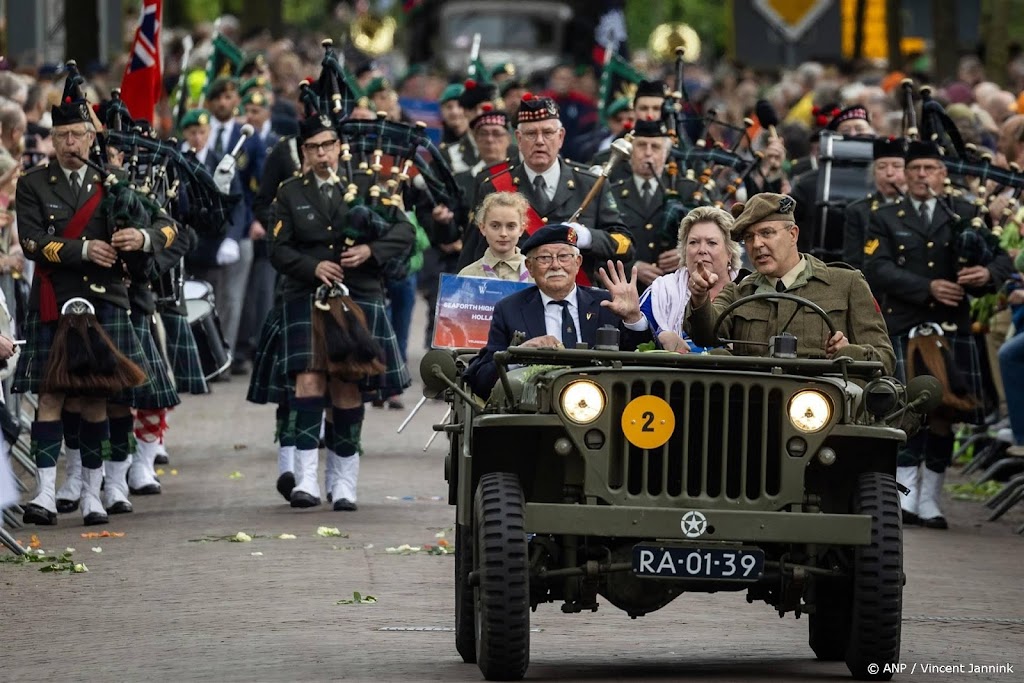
<box><xmin>457</xmin><ymin>93</ymin><xmax>635</xmax><ymax>286</ymax></box>
<box><xmin>685</xmin><ymin>192</ymin><xmax>895</xmax><ymax>373</ymax></box>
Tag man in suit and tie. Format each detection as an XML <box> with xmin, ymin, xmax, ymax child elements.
<box><xmin>465</xmin><ymin>224</ymin><xmax>651</xmax><ymax>397</ymax></box>
<box><xmin>459</xmin><ymin>93</ymin><xmax>634</xmax><ymax>284</ymax></box>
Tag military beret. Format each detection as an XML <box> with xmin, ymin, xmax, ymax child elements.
<box><xmin>242</xmin><ymin>89</ymin><xmax>269</xmax><ymax>108</ymax></box>
<box><xmin>826</xmin><ymin>105</ymin><xmax>870</xmax><ymax>131</ymax></box>
<box><xmin>730</xmin><ymin>193</ymin><xmax>797</xmax><ymax>237</ymax></box>
<box><xmin>906</xmin><ymin>139</ymin><xmax>943</xmax><ymax>163</ymax></box>
<box><xmin>605</xmin><ymin>97</ymin><xmax>633</xmax><ymax>119</ymax></box>
<box><xmin>515</xmin><ymin>92</ymin><xmax>559</xmax><ymax>125</ymax></box>
<box><xmin>458</xmin><ymin>79</ymin><xmax>499</xmax><ymax>110</ymax></box>
<box><xmin>873</xmin><ymin>136</ymin><xmax>906</xmax><ymax>160</ymax></box>
<box><xmin>632</xmin><ymin>117</ymin><xmax>667</xmax><ymax>137</ymax></box>
<box><xmin>206</xmin><ymin>76</ymin><xmax>238</xmax><ymax>100</ymax></box>
<box><xmin>180</xmin><ymin>108</ymin><xmax>211</xmax><ymax>129</ymax></box>
<box><xmin>239</xmin><ymin>75</ymin><xmax>267</xmax><ymax>98</ymax></box>
<box><xmin>470</xmin><ymin>103</ymin><xmax>508</xmax><ymax>131</ymax></box>
<box><xmin>440</xmin><ymin>83</ymin><xmax>465</xmax><ymax>104</ymax></box>
<box><xmin>634</xmin><ymin>80</ymin><xmax>667</xmax><ymax>103</ymax></box>
<box><xmin>365</xmin><ymin>77</ymin><xmax>392</xmax><ymax>97</ymax></box>
<box><xmin>491</xmin><ymin>62</ymin><xmax>516</xmax><ymax>80</ymax></box>
<box><xmin>521</xmin><ymin>223</ymin><xmax>580</xmax><ymax>254</ymax></box>
<box><xmin>299</xmin><ymin>113</ymin><xmax>336</xmax><ymax>143</ymax></box>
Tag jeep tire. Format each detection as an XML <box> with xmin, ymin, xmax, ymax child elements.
<box><xmin>455</xmin><ymin>522</ymin><xmax>476</xmax><ymax>663</ymax></box>
<box><xmin>846</xmin><ymin>471</ymin><xmax>902</xmax><ymax>680</ymax></box>
<box><xmin>473</xmin><ymin>472</ymin><xmax>530</xmax><ymax>681</ymax></box>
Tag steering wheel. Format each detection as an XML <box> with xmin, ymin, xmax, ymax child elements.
<box><xmin>711</xmin><ymin>292</ymin><xmax>837</xmax><ymax>350</ymax></box>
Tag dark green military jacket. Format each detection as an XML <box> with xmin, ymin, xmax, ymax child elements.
<box><xmin>270</xmin><ymin>169</ymin><xmax>415</xmax><ymax>302</ymax></box>
<box><xmin>17</xmin><ymin>162</ymin><xmax>176</xmax><ymax>313</ymax></box>
<box><xmin>610</xmin><ymin>173</ymin><xmax>705</xmax><ymax>269</ymax></box>
<box><xmin>841</xmin><ymin>192</ymin><xmax>881</xmax><ymax>270</ymax></box>
<box><xmin>685</xmin><ymin>254</ymin><xmax>896</xmax><ymax>374</ymax></box>
<box><xmin>864</xmin><ymin>195</ymin><xmax>1014</xmax><ymax>336</ymax></box>
<box><xmin>458</xmin><ymin>158</ymin><xmax>636</xmax><ymax>282</ymax></box>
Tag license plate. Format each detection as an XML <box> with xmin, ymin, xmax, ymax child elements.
<box><xmin>632</xmin><ymin>545</ymin><xmax>765</xmax><ymax>580</ymax></box>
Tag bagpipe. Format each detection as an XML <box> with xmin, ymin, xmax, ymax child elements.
<box><xmin>903</xmin><ymin>79</ymin><xmax>1021</xmax><ymax>269</ymax></box>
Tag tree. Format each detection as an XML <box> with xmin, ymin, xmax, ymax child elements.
<box><xmin>932</xmin><ymin>0</ymin><xmax>958</xmax><ymax>82</ymax></box>
<box><xmin>983</xmin><ymin>0</ymin><xmax>1012</xmax><ymax>87</ymax></box>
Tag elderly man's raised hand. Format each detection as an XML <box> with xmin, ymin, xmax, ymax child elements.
<box><xmin>598</xmin><ymin>260</ymin><xmax>641</xmax><ymax>324</ymax></box>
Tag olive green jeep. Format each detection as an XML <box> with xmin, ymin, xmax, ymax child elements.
<box><xmin>421</xmin><ymin>293</ymin><xmax>941</xmax><ymax>682</ymax></box>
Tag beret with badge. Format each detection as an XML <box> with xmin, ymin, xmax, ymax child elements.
<box><xmin>521</xmin><ymin>223</ymin><xmax>579</xmax><ymax>255</ymax></box>
<box><xmin>470</xmin><ymin>103</ymin><xmax>508</xmax><ymax>131</ymax></box>
<box><xmin>873</xmin><ymin>136</ymin><xmax>906</xmax><ymax>160</ymax></box>
<box><xmin>905</xmin><ymin>139</ymin><xmax>943</xmax><ymax>163</ymax></box>
<box><xmin>440</xmin><ymin>83</ymin><xmax>465</xmax><ymax>104</ymax></box>
<box><xmin>730</xmin><ymin>192</ymin><xmax>797</xmax><ymax>237</ymax></box>
<box><xmin>180</xmin><ymin>108</ymin><xmax>210</xmax><ymax>129</ymax></box>
<box><xmin>515</xmin><ymin>92</ymin><xmax>559</xmax><ymax>126</ymax></box>
<box><xmin>632</xmin><ymin>117</ymin><xmax>667</xmax><ymax>138</ymax></box>
<box><xmin>51</xmin><ymin>60</ymin><xmax>93</xmax><ymax>128</ymax></box>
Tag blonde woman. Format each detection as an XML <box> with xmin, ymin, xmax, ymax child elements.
<box><xmin>459</xmin><ymin>192</ymin><xmax>533</xmax><ymax>283</ymax></box>
<box><xmin>639</xmin><ymin>206</ymin><xmax>743</xmax><ymax>353</ymax></box>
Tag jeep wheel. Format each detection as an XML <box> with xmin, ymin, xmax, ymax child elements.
<box><xmin>474</xmin><ymin>472</ymin><xmax>530</xmax><ymax>681</ymax></box>
<box><xmin>808</xmin><ymin>575</ymin><xmax>851</xmax><ymax>661</ymax></box>
<box><xmin>846</xmin><ymin>472</ymin><xmax>902</xmax><ymax>681</ymax></box>
<box><xmin>455</xmin><ymin>523</ymin><xmax>476</xmax><ymax>663</ymax></box>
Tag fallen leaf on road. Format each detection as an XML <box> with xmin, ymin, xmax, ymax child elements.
<box><xmin>251</xmin><ymin>552</ymin><xmax>263</xmax><ymax>557</ymax></box>
<box><xmin>91</xmin><ymin>547</ymin><xmax>102</xmax><ymax>553</ymax></box>
<box><xmin>29</xmin><ymin>534</ymin><xmax>41</xmax><ymax>549</ymax></box>
<box><xmin>316</xmin><ymin>526</ymin><xmax>346</xmax><ymax>538</ymax></box>
<box><xmin>233</xmin><ymin>444</ymin><xmax>248</xmax><ymax>450</ymax></box>
<box><xmin>156</xmin><ymin>468</ymin><xmax>165</xmax><ymax>476</ymax></box>
<box><xmin>277</xmin><ymin>534</ymin><xmax>297</xmax><ymax>540</ymax></box>
<box><xmin>231</xmin><ymin>532</ymin><xmax>253</xmax><ymax>543</ymax></box>
<box><xmin>336</xmin><ymin>591</ymin><xmax>377</xmax><ymax>605</ymax></box>
<box><xmin>170</xmin><ymin>469</ymin><xmax>179</xmax><ymax>476</ymax></box>
<box><xmin>228</xmin><ymin>471</ymin><xmax>244</xmax><ymax>480</ymax></box>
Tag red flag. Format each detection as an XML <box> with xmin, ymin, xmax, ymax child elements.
<box><xmin>120</xmin><ymin>0</ymin><xmax>163</xmax><ymax>124</ymax></box>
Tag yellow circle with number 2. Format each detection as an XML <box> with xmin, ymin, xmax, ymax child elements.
<box><xmin>621</xmin><ymin>395</ymin><xmax>676</xmax><ymax>449</ymax></box>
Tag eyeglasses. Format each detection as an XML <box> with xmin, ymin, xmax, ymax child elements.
<box><xmin>53</xmin><ymin>129</ymin><xmax>92</xmax><ymax>142</ymax></box>
<box><xmin>519</xmin><ymin>128</ymin><xmax>560</xmax><ymax>142</ymax></box>
<box><xmin>906</xmin><ymin>164</ymin><xmax>942</xmax><ymax>174</ymax></box>
<box><xmin>741</xmin><ymin>226</ymin><xmax>792</xmax><ymax>245</ymax></box>
<box><xmin>530</xmin><ymin>252</ymin><xmax>577</xmax><ymax>266</ymax></box>
<box><xmin>302</xmin><ymin>140</ymin><xmax>339</xmax><ymax>154</ymax></box>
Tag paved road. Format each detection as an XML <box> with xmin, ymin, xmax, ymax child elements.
<box><xmin>3</xmin><ymin>311</ymin><xmax>1023</xmax><ymax>683</ymax></box>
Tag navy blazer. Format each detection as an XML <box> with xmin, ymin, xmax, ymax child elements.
<box><xmin>465</xmin><ymin>285</ymin><xmax>651</xmax><ymax>397</ymax></box>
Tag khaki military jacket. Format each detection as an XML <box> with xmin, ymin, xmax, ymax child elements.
<box><xmin>685</xmin><ymin>254</ymin><xmax>895</xmax><ymax>374</ymax></box>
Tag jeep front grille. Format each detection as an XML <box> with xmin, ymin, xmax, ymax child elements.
<box><xmin>608</xmin><ymin>379</ymin><xmax>785</xmax><ymax>502</ymax></box>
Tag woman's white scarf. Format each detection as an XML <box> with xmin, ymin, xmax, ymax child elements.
<box><xmin>644</xmin><ymin>267</ymin><xmax>739</xmax><ymax>335</ymax></box>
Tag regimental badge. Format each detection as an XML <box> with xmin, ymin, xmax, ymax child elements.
<box><xmin>567</xmin><ymin>179</ymin><xmax>575</xmax><ymax>190</ymax></box>
<box><xmin>320</xmin><ymin>115</ymin><xmax>331</xmax><ymax>128</ymax></box>
<box><xmin>273</xmin><ymin>220</ymin><xmax>283</xmax><ymax>238</ymax></box>
<box><xmin>544</xmin><ymin>100</ymin><xmax>558</xmax><ymax>117</ymax></box>
<box><xmin>79</xmin><ymin>103</ymin><xmax>89</xmax><ymax>120</ymax></box>
<box><xmin>23</xmin><ymin>238</ymin><xmax>37</xmax><ymax>254</ymax></box>
<box><xmin>161</xmin><ymin>226</ymin><xmax>176</xmax><ymax>248</ymax></box>
<box><xmin>42</xmin><ymin>241</ymin><xmax>63</xmax><ymax>263</ymax></box>
<box><xmin>198</xmin><ymin>112</ymin><xmax>209</xmax><ymax>125</ymax></box>
<box><xmin>566</xmin><ymin>226</ymin><xmax>578</xmax><ymax>245</ymax></box>
<box><xmin>864</xmin><ymin>238</ymin><xmax>880</xmax><ymax>256</ymax></box>
<box><xmin>778</xmin><ymin>196</ymin><xmax>795</xmax><ymax>213</ymax></box>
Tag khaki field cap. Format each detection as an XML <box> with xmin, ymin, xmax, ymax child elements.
<box><xmin>730</xmin><ymin>192</ymin><xmax>797</xmax><ymax>237</ymax></box>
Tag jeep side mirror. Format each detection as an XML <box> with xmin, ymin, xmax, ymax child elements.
<box><xmin>905</xmin><ymin>375</ymin><xmax>943</xmax><ymax>415</ymax></box>
<box><xmin>420</xmin><ymin>349</ymin><xmax>458</xmax><ymax>397</ymax></box>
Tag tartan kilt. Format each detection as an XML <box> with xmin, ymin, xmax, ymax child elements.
<box><xmin>13</xmin><ymin>304</ymin><xmax>149</xmax><ymax>405</ymax></box>
<box><xmin>247</xmin><ymin>306</ymin><xmax>287</xmax><ymax>405</ymax></box>
<box><xmin>280</xmin><ymin>294</ymin><xmax>411</xmax><ymax>399</ymax></box>
<box><xmin>161</xmin><ymin>311</ymin><xmax>210</xmax><ymax>395</ymax></box>
<box><xmin>130</xmin><ymin>313</ymin><xmax>181</xmax><ymax>410</ymax></box>
<box><xmin>891</xmin><ymin>332</ymin><xmax>987</xmax><ymax>425</ymax></box>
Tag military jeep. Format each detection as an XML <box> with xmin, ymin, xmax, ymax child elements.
<box><xmin>421</xmin><ymin>294</ymin><xmax>941</xmax><ymax>682</ymax></box>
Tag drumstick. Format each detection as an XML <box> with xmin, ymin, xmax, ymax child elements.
<box><xmin>12</xmin><ymin>340</ymin><xmax>25</xmax><ymax>346</ymax></box>
<box><xmin>229</xmin><ymin>124</ymin><xmax>256</xmax><ymax>159</ymax></box>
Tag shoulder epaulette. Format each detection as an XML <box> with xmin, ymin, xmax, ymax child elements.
<box><xmin>22</xmin><ymin>164</ymin><xmax>47</xmax><ymax>177</ymax></box>
<box><xmin>569</xmin><ymin>164</ymin><xmax>599</xmax><ymax>178</ymax></box>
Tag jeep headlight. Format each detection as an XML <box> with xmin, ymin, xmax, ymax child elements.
<box><xmin>788</xmin><ymin>390</ymin><xmax>832</xmax><ymax>433</ymax></box>
<box><xmin>560</xmin><ymin>380</ymin><xmax>605</xmax><ymax>425</ymax></box>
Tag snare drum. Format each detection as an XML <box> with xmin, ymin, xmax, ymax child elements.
<box><xmin>184</xmin><ymin>280</ymin><xmax>232</xmax><ymax>380</ymax></box>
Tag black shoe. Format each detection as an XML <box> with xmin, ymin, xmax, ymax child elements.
<box><xmin>920</xmin><ymin>515</ymin><xmax>948</xmax><ymax>529</ymax></box>
<box><xmin>386</xmin><ymin>399</ymin><xmax>404</xmax><ymax>410</ymax></box>
<box><xmin>83</xmin><ymin>511</ymin><xmax>109</xmax><ymax>526</ymax></box>
<box><xmin>290</xmin><ymin>490</ymin><xmax>321</xmax><ymax>508</ymax></box>
<box><xmin>154</xmin><ymin>452</ymin><xmax>169</xmax><ymax>465</ymax></box>
<box><xmin>23</xmin><ymin>504</ymin><xmax>57</xmax><ymax>526</ymax></box>
<box><xmin>333</xmin><ymin>498</ymin><xmax>357</xmax><ymax>511</ymax></box>
<box><xmin>56</xmin><ymin>498</ymin><xmax>79</xmax><ymax>514</ymax></box>
<box><xmin>129</xmin><ymin>484</ymin><xmax>161</xmax><ymax>496</ymax></box>
<box><xmin>276</xmin><ymin>472</ymin><xmax>295</xmax><ymax>502</ymax></box>
<box><xmin>901</xmin><ymin>509</ymin><xmax>919</xmax><ymax>525</ymax></box>
<box><xmin>231</xmin><ymin>361</ymin><xmax>251</xmax><ymax>376</ymax></box>
<box><xmin>371</xmin><ymin>399</ymin><xmax>385</xmax><ymax>408</ymax></box>
<box><xmin>106</xmin><ymin>501</ymin><xmax>133</xmax><ymax>514</ymax></box>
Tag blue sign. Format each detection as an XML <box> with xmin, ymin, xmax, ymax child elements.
<box><xmin>432</xmin><ymin>274</ymin><xmax>532</xmax><ymax>349</ymax></box>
